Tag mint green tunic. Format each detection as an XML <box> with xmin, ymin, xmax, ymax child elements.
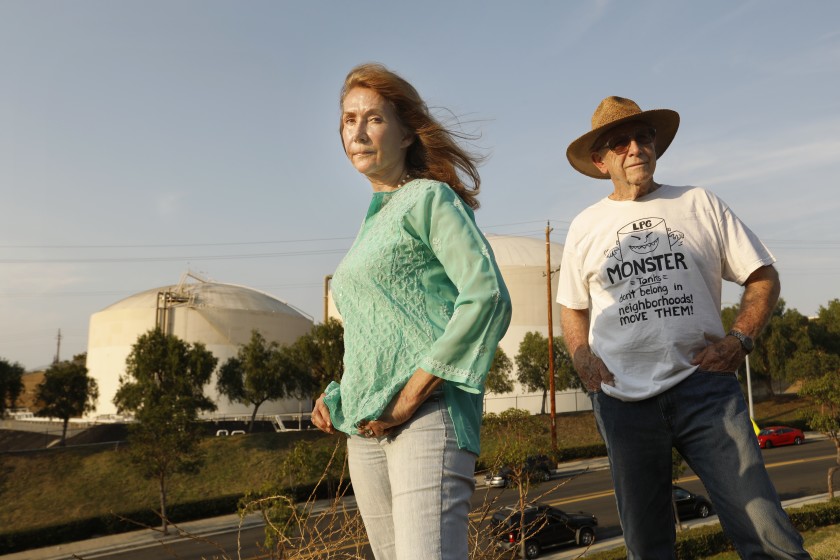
<box><xmin>324</xmin><ymin>179</ymin><xmax>512</xmax><ymax>455</ymax></box>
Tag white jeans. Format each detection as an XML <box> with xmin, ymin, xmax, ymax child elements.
<box><xmin>346</xmin><ymin>394</ymin><xmax>476</xmax><ymax>560</ymax></box>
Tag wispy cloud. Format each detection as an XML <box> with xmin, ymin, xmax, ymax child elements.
<box><xmin>0</xmin><ymin>263</ymin><xmax>85</xmax><ymax>295</ymax></box>
<box><xmin>155</xmin><ymin>191</ymin><xmax>185</xmax><ymax>217</ymax></box>
<box><xmin>669</xmin><ymin>118</ymin><xmax>840</xmax><ymax>188</ymax></box>
<box><xmin>652</xmin><ymin>1</ymin><xmax>760</xmax><ymax>74</ymax></box>
<box><xmin>551</xmin><ymin>0</ymin><xmax>612</xmax><ymax>51</ymax></box>
<box><xmin>693</xmin><ymin>140</ymin><xmax>840</xmax><ymax>187</ymax></box>
<box><xmin>752</xmin><ymin>40</ymin><xmax>840</xmax><ymax>78</ymax></box>
<box><xmin>815</xmin><ymin>28</ymin><xmax>840</xmax><ymax>43</ymax></box>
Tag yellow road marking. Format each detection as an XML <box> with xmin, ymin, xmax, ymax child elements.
<box><xmin>763</xmin><ymin>453</ymin><xmax>836</xmax><ymax>469</ymax></box>
<box><xmin>673</xmin><ymin>453</ymin><xmax>836</xmax><ymax>485</ymax></box>
<box><xmin>249</xmin><ymin>450</ymin><xmax>838</xmax><ymax>555</ymax></box>
<box><xmin>477</xmin><ymin>452</ymin><xmax>836</xmax><ymax>514</ymax></box>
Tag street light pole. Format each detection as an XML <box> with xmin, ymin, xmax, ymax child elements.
<box><xmin>546</xmin><ymin>222</ymin><xmax>557</xmax><ymax>451</ymax></box>
<box><xmin>745</xmin><ymin>354</ymin><xmax>754</xmax><ymax>418</ymax></box>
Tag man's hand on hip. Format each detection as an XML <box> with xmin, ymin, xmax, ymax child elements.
<box><xmin>691</xmin><ymin>336</ymin><xmax>745</xmax><ymax>373</ymax></box>
<box><xmin>572</xmin><ymin>347</ymin><xmax>616</xmax><ymax>393</ymax></box>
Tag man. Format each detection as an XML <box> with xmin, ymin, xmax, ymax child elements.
<box><xmin>557</xmin><ymin>96</ymin><xmax>810</xmax><ymax>559</ymax></box>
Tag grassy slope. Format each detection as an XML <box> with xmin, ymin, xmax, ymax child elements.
<box><xmin>0</xmin><ymin>395</ymin><xmax>818</xmax><ymax>533</ymax></box>
<box><xmin>0</xmin><ymin>430</ymin><xmax>333</xmax><ymax>532</ymax></box>
<box><xmin>704</xmin><ymin>523</ymin><xmax>840</xmax><ymax>560</ymax></box>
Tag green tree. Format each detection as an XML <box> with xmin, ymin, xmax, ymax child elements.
<box><xmin>35</xmin><ymin>353</ymin><xmax>99</xmax><ymax>446</ymax></box>
<box><xmin>515</xmin><ymin>331</ymin><xmax>580</xmax><ymax>414</ymax></box>
<box><xmin>799</xmin><ymin>357</ymin><xmax>840</xmax><ymax>499</ymax></box>
<box><xmin>810</xmin><ymin>299</ymin><xmax>840</xmax><ymax>356</ymax></box>
<box><xmin>485</xmin><ymin>346</ymin><xmax>514</xmax><ymax>394</ymax></box>
<box><xmin>787</xmin><ymin>347</ymin><xmax>828</xmax><ymax>380</ymax></box>
<box><xmin>217</xmin><ymin>330</ymin><xmax>308</xmax><ymax>432</ymax></box>
<box><xmin>0</xmin><ymin>358</ymin><xmax>25</xmax><ymax>417</ymax></box>
<box><xmin>720</xmin><ymin>303</ymin><xmax>739</xmax><ymax>333</ymax></box>
<box><xmin>113</xmin><ymin>329</ymin><xmax>217</xmax><ymax>534</ymax></box>
<box><xmin>286</xmin><ymin>318</ymin><xmax>344</xmax><ymax>399</ymax></box>
<box><xmin>722</xmin><ymin>299</ymin><xmax>810</xmax><ymax>394</ymax></box>
<box><xmin>756</xmin><ymin>301</ymin><xmax>812</xmax><ymax>393</ymax></box>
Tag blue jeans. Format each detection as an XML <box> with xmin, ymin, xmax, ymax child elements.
<box><xmin>346</xmin><ymin>394</ymin><xmax>476</xmax><ymax>560</ymax></box>
<box><xmin>591</xmin><ymin>370</ymin><xmax>810</xmax><ymax>560</ymax></box>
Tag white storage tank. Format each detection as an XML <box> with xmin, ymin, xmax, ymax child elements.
<box><xmin>86</xmin><ymin>275</ymin><xmax>314</xmax><ymax>419</ymax></box>
<box><xmin>484</xmin><ymin>234</ymin><xmax>590</xmax><ymax>414</ymax></box>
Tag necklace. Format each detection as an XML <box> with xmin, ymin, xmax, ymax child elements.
<box><xmin>396</xmin><ymin>171</ymin><xmax>412</xmax><ymax>188</ymax></box>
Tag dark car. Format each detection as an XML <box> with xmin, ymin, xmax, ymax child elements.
<box><xmin>484</xmin><ymin>455</ymin><xmax>554</xmax><ymax>488</ymax></box>
<box><xmin>757</xmin><ymin>426</ymin><xmax>805</xmax><ymax>449</ymax></box>
<box><xmin>673</xmin><ymin>485</ymin><xmax>713</xmax><ymax>519</ymax></box>
<box><xmin>490</xmin><ymin>503</ymin><xmax>597</xmax><ymax>558</ymax></box>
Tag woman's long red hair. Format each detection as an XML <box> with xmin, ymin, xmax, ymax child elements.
<box><xmin>340</xmin><ymin>63</ymin><xmax>482</xmax><ymax>209</ymax></box>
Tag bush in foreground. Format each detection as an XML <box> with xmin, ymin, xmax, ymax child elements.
<box><xmin>584</xmin><ymin>498</ymin><xmax>840</xmax><ymax>560</ymax></box>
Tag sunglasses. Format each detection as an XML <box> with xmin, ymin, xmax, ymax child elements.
<box><xmin>597</xmin><ymin>127</ymin><xmax>657</xmax><ymax>155</ymax></box>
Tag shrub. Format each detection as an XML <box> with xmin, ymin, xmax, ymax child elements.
<box><xmin>583</xmin><ymin>499</ymin><xmax>840</xmax><ymax>560</ymax></box>
<box><xmin>789</xmin><ymin>498</ymin><xmax>840</xmax><ymax>531</ymax></box>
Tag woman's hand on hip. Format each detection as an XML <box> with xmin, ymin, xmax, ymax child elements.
<box><xmin>358</xmin><ymin>368</ymin><xmax>443</xmax><ymax>438</ymax></box>
<box><xmin>312</xmin><ymin>393</ymin><xmax>336</xmax><ymax>434</ymax></box>
<box><xmin>358</xmin><ymin>405</ymin><xmax>412</xmax><ymax>438</ymax></box>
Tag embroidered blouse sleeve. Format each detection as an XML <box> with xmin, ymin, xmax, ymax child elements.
<box><xmin>408</xmin><ymin>183</ymin><xmax>512</xmax><ymax>393</ymax></box>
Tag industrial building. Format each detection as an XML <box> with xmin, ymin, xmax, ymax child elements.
<box><xmin>86</xmin><ymin>274</ymin><xmax>314</xmax><ymax>420</ymax></box>
<box><xmin>483</xmin><ymin>234</ymin><xmax>590</xmax><ymax>414</ymax></box>
<box><xmin>84</xmin><ymin>232</ymin><xmax>589</xmax><ymax>423</ymax></box>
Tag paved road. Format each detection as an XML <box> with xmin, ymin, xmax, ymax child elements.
<box><xmin>8</xmin><ymin>435</ymin><xmax>834</xmax><ymax>560</ymax></box>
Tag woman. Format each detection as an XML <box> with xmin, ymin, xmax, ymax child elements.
<box><xmin>311</xmin><ymin>63</ymin><xmax>512</xmax><ymax>560</ymax></box>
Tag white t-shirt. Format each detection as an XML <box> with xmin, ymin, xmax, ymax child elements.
<box><xmin>557</xmin><ymin>185</ymin><xmax>774</xmax><ymax>401</ymax></box>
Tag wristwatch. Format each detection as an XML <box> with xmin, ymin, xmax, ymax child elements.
<box><xmin>727</xmin><ymin>330</ymin><xmax>754</xmax><ymax>354</ymax></box>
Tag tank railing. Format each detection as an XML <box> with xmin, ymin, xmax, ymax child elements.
<box><xmin>203</xmin><ymin>412</ymin><xmax>314</xmax><ymax>432</ymax></box>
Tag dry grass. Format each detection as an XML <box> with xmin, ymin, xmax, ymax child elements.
<box><xmin>0</xmin><ymin>430</ymin><xmax>331</xmax><ymax>532</ymax></box>
<box><xmin>177</xmin><ymin>439</ymin><xmax>528</xmax><ymax>560</ymax></box>
<box><xmin>0</xmin><ymin>395</ymin><xmax>819</xmax><ymax>538</ymax></box>
<box><xmin>752</xmin><ymin>394</ymin><xmax>815</xmax><ymax>427</ymax></box>
<box><xmin>703</xmin><ymin>524</ymin><xmax>840</xmax><ymax>560</ymax></box>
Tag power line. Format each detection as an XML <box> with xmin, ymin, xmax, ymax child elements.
<box><xmin>0</xmin><ymin>219</ymin><xmax>568</xmax><ymax>250</ymax></box>
<box><xmin>1</xmin><ymin>216</ymin><xmax>835</xmax><ymax>265</ymax></box>
<box><xmin>0</xmin><ymin>236</ymin><xmax>356</xmax><ymax>250</ymax></box>
<box><xmin>0</xmin><ymin>248</ymin><xmax>349</xmax><ymax>264</ymax></box>
<box><xmin>0</xmin><ymin>282</ymin><xmax>323</xmax><ymax>298</ymax></box>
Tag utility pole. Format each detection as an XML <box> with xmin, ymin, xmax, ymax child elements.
<box><xmin>545</xmin><ymin>222</ymin><xmax>557</xmax><ymax>451</ymax></box>
<box><xmin>53</xmin><ymin>328</ymin><xmax>62</xmax><ymax>364</ymax></box>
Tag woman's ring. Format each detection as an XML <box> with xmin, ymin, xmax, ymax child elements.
<box><xmin>364</xmin><ymin>428</ymin><xmax>374</xmax><ymax>437</ymax></box>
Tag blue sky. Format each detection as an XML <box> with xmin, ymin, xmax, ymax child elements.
<box><xmin>1</xmin><ymin>0</ymin><xmax>839</xmax><ymax>370</ymax></box>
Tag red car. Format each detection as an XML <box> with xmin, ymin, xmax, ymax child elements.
<box><xmin>757</xmin><ymin>426</ymin><xmax>805</xmax><ymax>449</ymax></box>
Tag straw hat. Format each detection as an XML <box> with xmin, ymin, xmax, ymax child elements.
<box><xmin>566</xmin><ymin>96</ymin><xmax>680</xmax><ymax>179</ymax></box>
